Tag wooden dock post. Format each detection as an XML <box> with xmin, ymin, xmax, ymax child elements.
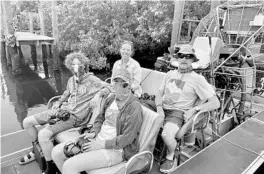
<box><xmin>170</xmin><ymin>0</ymin><xmax>185</xmax><ymax>50</ymax></box>
<box><xmin>52</xmin><ymin>0</ymin><xmax>60</xmax><ymax>71</ymax></box>
<box><xmin>2</xmin><ymin>0</ymin><xmax>22</xmax><ymax>75</ymax></box>
<box><xmin>39</xmin><ymin>2</ymin><xmax>49</xmax><ymax>78</ymax></box>
<box><xmin>29</xmin><ymin>12</ymin><xmax>38</xmax><ymax>71</ymax></box>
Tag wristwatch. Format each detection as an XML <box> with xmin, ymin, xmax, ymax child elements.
<box><xmin>195</xmin><ymin>106</ymin><xmax>201</xmax><ymax>112</ymax></box>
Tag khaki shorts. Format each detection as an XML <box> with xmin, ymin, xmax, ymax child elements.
<box><xmin>34</xmin><ymin>109</ymin><xmax>76</xmax><ymax>135</ymax></box>
<box><xmin>99</xmin><ymin>149</ymin><xmax>123</xmax><ymax>167</ymax></box>
<box><xmin>95</xmin><ymin>137</ymin><xmax>123</xmax><ymax>167</ymax></box>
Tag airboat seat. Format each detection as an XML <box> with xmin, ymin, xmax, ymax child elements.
<box><xmin>170</xmin><ymin>37</ymin><xmax>224</xmax><ymax>69</ymax></box>
<box><xmin>50</xmin><ymin>68</ymin><xmax>166</xmax><ymax>143</ymax></box>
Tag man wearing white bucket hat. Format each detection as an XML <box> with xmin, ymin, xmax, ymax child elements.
<box><xmin>156</xmin><ymin>44</ymin><xmax>220</xmax><ymax>173</ymax></box>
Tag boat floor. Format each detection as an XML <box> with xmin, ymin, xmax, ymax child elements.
<box><xmin>0</xmin><ymin>123</ymin><xmax>218</xmax><ymax>174</ymax></box>
<box><xmin>1</xmin><ymin>110</ymin><xmax>263</xmax><ymax>174</ymax></box>
<box><xmin>1</xmin><ymin>156</ymin><xmax>163</xmax><ymax>174</ymax></box>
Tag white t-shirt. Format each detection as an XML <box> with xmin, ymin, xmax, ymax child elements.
<box><xmin>96</xmin><ymin>100</ymin><xmax>123</xmax><ymax>153</ymax></box>
<box><xmin>97</xmin><ymin>100</ymin><xmax>119</xmax><ymax>141</ymax></box>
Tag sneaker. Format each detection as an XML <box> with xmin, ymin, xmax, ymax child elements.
<box><xmin>184</xmin><ymin>131</ymin><xmax>196</xmax><ymax>146</ymax></box>
<box><xmin>160</xmin><ymin>158</ymin><xmax>177</xmax><ymax>173</ymax></box>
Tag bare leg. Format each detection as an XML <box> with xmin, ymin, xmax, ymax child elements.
<box><xmin>52</xmin><ymin>142</ymin><xmax>68</xmax><ymax>172</ymax></box>
<box><xmin>23</xmin><ymin>116</ymin><xmax>40</xmax><ymax>142</ymax></box>
<box><xmin>38</xmin><ymin>128</ymin><xmax>54</xmax><ymax>161</ymax></box>
<box><xmin>162</xmin><ymin>122</ymin><xmax>180</xmax><ymax>160</ymax></box>
<box><xmin>62</xmin><ymin>150</ymin><xmax>121</xmax><ymax>174</ymax></box>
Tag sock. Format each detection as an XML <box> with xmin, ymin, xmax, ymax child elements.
<box><xmin>166</xmin><ymin>152</ymin><xmax>174</xmax><ymax>160</ymax></box>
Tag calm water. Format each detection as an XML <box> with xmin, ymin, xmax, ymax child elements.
<box><xmin>0</xmin><ymin>57</ymin><xmax>72</xmax><ymax>135</ymax></box>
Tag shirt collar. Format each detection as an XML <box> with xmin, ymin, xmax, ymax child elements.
<box><xmin>119</xmin><ymin>58</ymin><xmax>131</xmax><ymax>68</ymax></box>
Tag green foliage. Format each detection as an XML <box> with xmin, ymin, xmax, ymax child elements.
<box><xmin>10</xmin><ymin>0</ymin><xmax>212</xmax><ymax>70</ymax></box>
<box><xmin>184</xmin><ymin>1</ymin><xmax>210</xmax><ymax>20</ymax></box>
<box><xmin>57</xmin><ymin>0</ymin><xmax>176</xmax><ymax>69</ymax></box>
<box><xmin>16</xmin><ymin>1</ymin><xmax>39</xmax><ymax>13</ymax></box>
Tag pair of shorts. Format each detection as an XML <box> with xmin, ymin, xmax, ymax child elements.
<box><xmin>95</xmin><ymin>137</ymin><xmax>123</xmax><ymax>167</ymax></box>
<box><xmin>99</xmin><ymin>149</ymin><xmax>123</xmax><ymax>167</ymax></box>
<box><xmin>34</xmin><ymin>109</ymin><xmax>76</xmax><ymax>135</ymax></box>
<box><xmin>164</xmin><ymin>109</ymin><xmax>185</xmax><ymax>129</ymax></box>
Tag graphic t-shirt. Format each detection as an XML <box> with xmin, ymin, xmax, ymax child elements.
<box><xmin>159</xmin><ymin>70</ymin><xmax>215</xmax><ymax>110</ymax></box>
<box><xmin>60</xmin><ymin>74</ymin><xmax>108</xmax><ymax>120</ymax></box>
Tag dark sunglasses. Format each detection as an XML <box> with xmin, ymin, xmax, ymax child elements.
<box><xmin>113</xmin><ymin>80</ymin><xmax>129</xmax><ymax>88</ymax></box>
<box><xmin>177</xmin><ymin>53</ymin><xmax>195</xmax><ymax>59</ymax></box>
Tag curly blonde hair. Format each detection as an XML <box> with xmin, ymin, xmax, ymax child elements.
<box><xmin>64</xmin><ymin>52</ymin><xmax>89</xmax><ymax>70</ymax></box>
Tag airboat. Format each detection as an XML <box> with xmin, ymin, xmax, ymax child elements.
<box><xmin>1</xmin><ymin>1</ymin><xmax>264</xmax><ymax>174</ymax></box>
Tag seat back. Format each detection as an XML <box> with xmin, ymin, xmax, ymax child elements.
<box><xmin>140</xmin><ymin>68</ymin><xmax>166</xmax><ymax>96</ymax></box>
<box><xmin>139</xmin><ymin>106</ymin><xmax>163</xmax><ymax>152</ymax></box>
<box><xmin>193</xmin><ymin>36</ymin><xmax>224</xmax><ymax>64</ymax></box>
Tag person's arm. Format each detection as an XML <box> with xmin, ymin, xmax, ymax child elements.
<box><xmin>155</xmin><ymin>74</ymin><xmax>166</xmax><ymax>119</ymax></box>
<box><xmin>90</xmin><ymin>96</ymin><xmax>113</xmax><ymax>136</ymax></box>
<box><xmin>98</xmin><ymin>81</ymin><xmax>114</xmax><ymax>97</ymax></box>
<box><xmin>57</xmin><ymin>77</ymin><xmax>72</xmax><ymax>105</ymax></box>
<box><xmin>185</xmin><ymin>76</ymin><xmax>220</xmax><ymax>121</ymax></box>
<box><xmin>195</xmin><ymin>95</ymin><xmax>220</xmax><ymax>112</ymax></box>
<box><xmin>194</xmin><ymin>76</ymin><xmax>220</xmax><ymax>111</ymax></box>
<box><xmin>105</xmin><ymin>102</ymin><xmax>143</xmax><ymax>150</ymax></box>
<box><xmin>131</xmin><ymin>63</ymin><xmax>142</xmax><ymax>92</ymax></box>
<box><xmin>111</xmin><ymin>62</ymin><xmax>118</xmax><ymax>85</ymax></box>
<box><xmin>90</xmin><ymin>113</ymin><xmax>105</xmax><ymax>137</ymax></box>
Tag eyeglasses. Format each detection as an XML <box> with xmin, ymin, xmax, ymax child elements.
<box><xmin>177</xmin><ymin>53</ymin><xmax>195</xmax><ymax>60</ymax></box>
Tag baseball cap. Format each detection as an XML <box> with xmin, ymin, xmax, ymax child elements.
<box><xmin>113</xmin><ymin>68</ymin><xmax>131</xmax><ymax>83</ymax></box>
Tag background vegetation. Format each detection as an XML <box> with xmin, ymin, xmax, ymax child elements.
<box><xmin>11</xmin><ymin>0</ymin><xmax>211</xmax><ymax>70</ymax></box>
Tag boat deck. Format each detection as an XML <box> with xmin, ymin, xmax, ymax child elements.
<box><xmin>2</xmin><ymin>112</ymin><xmax>264</xmax><ymax>174</ymax></box>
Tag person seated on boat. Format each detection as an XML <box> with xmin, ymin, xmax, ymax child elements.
<box><xmin>51</xmin><ymin>67</ymin><xmax>143</xmax><ymax>174</ymax></box>
<box><xmin>19</xmin><ymin>52</ymin><xmax>112</xmax><ymax>174</ymax></box>
<box><xmin>155</xmin><ymin>44</ymin><xmax>220</xmax><ymax>173</ymax></box>
<box><xmin>111</xmin><ymin>40</ymin><xmax>142</xmax><ymax>97</ymax></box>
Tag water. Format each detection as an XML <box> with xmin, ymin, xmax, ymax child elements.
<box><xmin>0</xmin><ymin>57</ymin><xmax>72</xmax><ymax>135</ymax></box>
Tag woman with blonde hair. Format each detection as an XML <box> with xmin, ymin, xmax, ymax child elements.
<box><xmin>111</xmin><ymin>40</ymin><xmax>142</xmax><ymax>97</ymax></box>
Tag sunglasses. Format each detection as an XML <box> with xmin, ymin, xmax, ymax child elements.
<box><xmin>113</xmin><ymin>80</ymin><xmax>129</xmax><ymax>88</ymax></box>
<box><xmin>177</xmin><ymin>53</ymin><xmax>195</xmax><ymax>60</ymax></box>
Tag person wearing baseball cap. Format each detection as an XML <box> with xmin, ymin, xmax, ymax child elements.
<box><xmin>156</xmin><ymin>44</ymin><xmax>220</xmax><ymax>173</ymax></box>
<box><xmin>112</xmin><ymin>67</ymin><xmax>133</xmax><ymax>103</ymax></box>
<box><xmin>52</xmin><ymin>67</ymin><xmax>143</xmax><ymax>173</ymax></box>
